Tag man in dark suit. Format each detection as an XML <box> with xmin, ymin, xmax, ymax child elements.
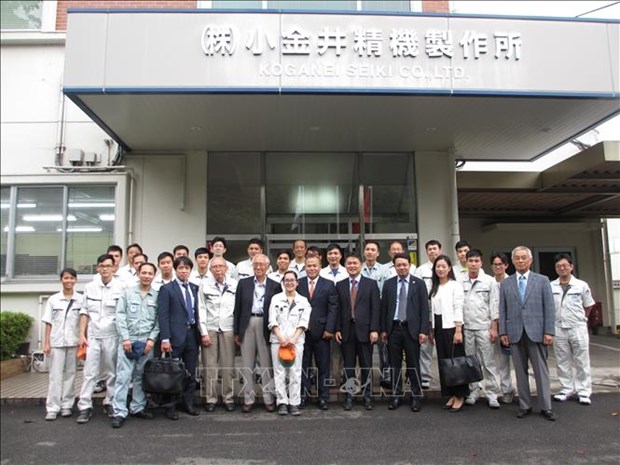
<box><xmin>233</xmin><ymin>253</ymin><xmax>281</xmax><ymax>413</ymax></box>
<box><xmin>380</xmin><ymin>253</ymin><xmax>429</xmax><ymax>412</ymax></box>
<box><xmin>499</xmin><ymin>246</ymin><xmax>556</xmax><ymax>421</ymax></box>
<box><xmin>158</xmin><ymin>256</ymin><xmax>201</xmax><ymax>420</ymax></box>
<box><xmin>335</xmin><ymin>253</ymin><xmax>380</xmax><ymax>410</ymax></box>
<box><xmin>297</xmin><ymin>255</ymin><xmax>339</xmax><ymax>410</ymax></box>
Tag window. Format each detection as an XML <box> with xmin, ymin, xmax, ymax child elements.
<box><xmin>207</xmin><ymin>153</ymin><xmax>262</xmax><ymax>235</ymax></box>
<box><xmin>0</xmin><ymin>187</ymin><xmax>10</xmax><ymax>276</ymax></box>
<box><xmin>361</xmin><ymin>1</ymin><xmax>411</xmax><ymax>12</ymax></box>
<box><xmin>2</xmin><ymin>185</ymin><xmax>115</xmax><ymax>278</ymax></box>
<box><xmin>267</xmin><ymin>1</ymin><xmax>357</xmax><ymax>11</ymax></box>
<box><xmin>211</xmin><ymin>0</ymin><xmax>263</xmax><ymax>9</ymax></box>
<box><xmin>1</xmin><ymin>1</ymin><xmax>41</xmax><ymax>30</ymax></box>
<box><xmin>265</xmin><ymin>152</ymin><xmax>358</xmax><ymax>235</ymax></box>
<box><xmin>361</xmin><ymin>153</ymin><xmax>416</xmax><ymax>234</ymax></box>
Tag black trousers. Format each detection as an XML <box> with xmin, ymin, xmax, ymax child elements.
<box><xmin>341</xmin><ymin>323</ymin><xmax>373</xmax><ymax>401</ymax></box>
<box><xmin>387</xmin><ymin>323</ymin><xmax>422</xmax><ymax>397</ymax></box>
<box><xmin>170</xmin><ymin>327</ymin><xmax>200</xmax><ymax>409</ymax></box>
<box><xmin>302</xmin><ymin>332</ymin><xmax>331</xmax><ymax>402</ymax></box>
<box><xmin>434</xmin><ymin>315</ymin><xmax>469</xmax><ymax>398</ymax></box>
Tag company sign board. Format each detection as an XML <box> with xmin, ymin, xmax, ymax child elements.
<box><xmin>64</xmin><ymin>11</ymin><xmax>619</xmax><ymax>95</ymax></box>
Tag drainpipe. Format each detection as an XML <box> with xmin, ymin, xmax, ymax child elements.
<box><xmin>37</xmin><ymin>295</ymin><xmax>48</xmax><ymax>350</ymax></box>
<box><xmin>449</xmin><ymin>150</ymin><xmax>460</xmax><ymax>245</ymax></box>
<box><xmin>54</xmin><ymin>83</ymin><xmax>66</xmax><ymax>166</ymax></box>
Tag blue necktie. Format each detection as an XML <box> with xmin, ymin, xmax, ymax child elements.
<box><xmin>398</xmin><ymin>278</ymin><xmax>407</xmax><ymax>321</ymax></box>
<box><xmin>182</xmin><ymin>283</ymin><xmax>195</xmax><ymax>324</ymax></box>
<box><xmin>518</xmin><ymin>275</ymin><xmax>526</xmax><ymax>301</ymax></box>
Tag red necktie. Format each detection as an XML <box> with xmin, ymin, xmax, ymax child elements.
<box><xmin>350</xmin><ymin>279</ymin><xmax>357</xmax><ymax>319</ymax></box>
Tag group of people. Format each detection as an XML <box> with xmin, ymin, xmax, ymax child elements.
<box><xmin>42</xmin><ymin>236</ymin><xmax>596</xmax><ymax>426</ymax></box>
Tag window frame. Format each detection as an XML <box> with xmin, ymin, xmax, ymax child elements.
<box><xmin>0</xmin><ymin>0</ymin><xmax>57</xmax><ymax>32</ymax></box>
<box><xmin>1</xmin><ymin>173</ymin><xmax>129</xmax><ymax>283</ymax></box>
<box><xmin>198</xmin><ymin>0</ymin><xmax>422</xmax><ymax>12</ymax></box>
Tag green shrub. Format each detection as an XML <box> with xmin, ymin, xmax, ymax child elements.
<box><xmin>0</xmin><ymin>312</ymin><xmax>34</xmax><ymax>361</ymax></box>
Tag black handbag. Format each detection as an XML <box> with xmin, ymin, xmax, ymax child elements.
<box><xmin>438</xmin><ymin>346</ymin><xmax>483</xmax><ymax>387</ymax></box>
<box><xmin>142</xmin><ymin>352</ymin><xmax>189</xmax><ymax>395</ymax></box>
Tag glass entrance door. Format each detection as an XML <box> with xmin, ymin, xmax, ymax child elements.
<box><xmin>207</xmin><ymin>151</ymin><xmax>419</xmax><ymax>264</ymax></box>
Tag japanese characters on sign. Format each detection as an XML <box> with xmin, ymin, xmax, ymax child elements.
<box><xmin>201</xmin><ymin>25</ymin><xmax>521</xmax><ymax>60</ymax></box>
<box><xmin>201</xmin><ymin>23</ymin><xmax>522</xmax><ymax>83</ymax></box>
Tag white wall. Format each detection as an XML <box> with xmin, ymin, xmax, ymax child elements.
<box><xmin>126</xmin><ymin>152</ymin><xmax>208</xmax><ymax>258</ymax></box>
<box><xmin>415</xmin><ymin>150</ymin><xmax>458</xmax><ymax>262</ymax></box>
<box><xmin>0</xmin><ymin>42</ymin><xmax>113</xmax><ymax>175</ymax></box>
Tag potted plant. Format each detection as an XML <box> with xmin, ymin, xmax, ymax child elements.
<box><xmin>0</xmin><ymin>311</ymin><xmax>34</xmax><ymax>379</ymax></box>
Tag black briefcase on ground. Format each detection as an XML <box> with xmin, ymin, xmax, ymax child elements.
<box><xmin>142</xmin><ymin>353</ymin><xmax>189</xmax><ymax>396</ymax></box>
<box><xmin>439</xmin><ymin>350</ymin><xmax>483</xmax><ymax>387</ymax></box>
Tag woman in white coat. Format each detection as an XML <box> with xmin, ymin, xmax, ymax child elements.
<box><xmin>268</xmin><ymin>270</ymin><xmax>311</xmax><ymax>416</ymax></box>
<box><xmin>430</xmin><ymin>255</ymin><xmax>468</xmax><ymax>412</ymax></box>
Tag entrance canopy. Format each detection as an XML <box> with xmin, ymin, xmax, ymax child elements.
<box><xmin>63</xmin><ymin>9</ymin><xmax>619</xmax><ymax>162</ymax></box>
<box><xmin>458</xmin><ymin>141</ymin><xmax>620</xmax><ymax>218</ymax></box>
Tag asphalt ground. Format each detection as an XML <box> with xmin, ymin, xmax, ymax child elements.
<box><xmin>1</xmin><ymin>392</ymin><xmax>619</xmax><ymax>465</ymax></box>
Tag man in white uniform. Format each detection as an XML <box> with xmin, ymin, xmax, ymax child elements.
<box><xmin>454</xmin><ymin>240</ymin><xmax>472</xmax><ymax>282</ymax></box>
<box><xmin>76</xmin><ymin>254</ymin><xmax>124</xmax><ymax>423</ymax></box>
<box><xmin>235</xmin><ymin>238</ymin><xmax>272</xmax><ymax>280</ymax></box>
<box><xmin>289</xmin><ymin>239</ymin><xmax>307</xmax><ymax>277</ymax></box>
<box><xmin>461</xmin><ymin>249</ymin><xmax>502</xmax><ymax>408</ymax></box>
<box><xmin>209</xmin><ymin>236</ymin><xmax>236</xmax><ymax>279</ymax></box>
<box><xmin>42</xmin><ymin>268</ymin><xmax>82</xmax><ymax>420</ymax></box>
<box><xmin>414</xmin><ymin>239</ymin><xmax>442</xmax><ymax>389</ymax></box>
<box><xmin>490</xmin><ymin>251</ymin><xmax>515</xmax><ymax>404</ymax></box>
<box><xmin>199</xmin><ymin>257</ymin><xmax>238</xmax><ymax>412</ymax></box>
<box><xmin>319</xmin><ymin>243</ymin><xmax>348</xmax><ymax>283</ymax></box>
<box><xmin>551</xmin><ymin>253</ymin><xmax>596</xmax><ymax>405</ymax></box>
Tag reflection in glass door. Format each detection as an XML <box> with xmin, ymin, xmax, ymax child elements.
<box><xmin>207</xmin><ymin>152</ymin><xmax>418</xmax><ymax>263</ymax></box>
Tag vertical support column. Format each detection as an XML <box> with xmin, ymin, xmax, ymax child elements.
<box><xmin>601</xmin><ymin>218</ymin><xmax>617</xmax><ymax>333</ymax></box>
<box><xmin>414</xmin><ymin>150</ymin><xmax>458</xmax><ymax>254</ymax></box>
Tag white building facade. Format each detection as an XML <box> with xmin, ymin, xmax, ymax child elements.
<box><xmin>1</xmin><ymin>1</ymin><xmax>619</xmax><ymax>348</ymax></box>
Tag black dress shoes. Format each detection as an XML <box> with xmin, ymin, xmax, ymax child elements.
<box><xmin>264</xmin><ymin>402</ymin><xmax>276</xmax><ymax>413</ymax></box>
<box><xmin>204</xmin><ymin>403</ymin><xmax>216</xmax><ymax>413</ymax></box>
<box><xmin>131</xmin><ymin>410</ymin><xmax>153</xmax><ymax>420</ymax></box>
<box><xmin>166</xmin><ymin>408</ymin><xmax>179</xmax><ymax>421</ymax></box>
<box><xmin>224</xmin><ymin>403</ymin><xmax>236</xmax><ymax>412</ymax></box>
<box><xmin>388</xmin><ymin>397</ymin><xmax>400</xmax><ymax>410</ymax></box>
<box><xmin>343</xmin><ymin>397</ymin><xmax>353</xmax><ymax>411</ymax></box>
<box><xmin>299</xmin><ymin>398</ymin><xmax>306</xmax><ymax>409</ymax></box>
<box><xmin>184</xmin><ymin>405</ymin><xmax>200</xmax><ymax>416</ymax></box>
<box><xmin>516</xmin><ymin>408</ymin><xmax>532</xmax><ymax>419</ymax></box>
<box><xmin>540</xmin><ymin>410</ymin><xmax>557</xmax><ymax>421</ymax></box>
<box><xmin>363</xmin><ymin>399</ymin><xmax>374</xmax><ymax>411</ymax></box>
<box><xmin>411</xmin><ymin>398</ymin><xmax>422</xmax><ymax>412</ymax></box>
<box><xmin>318</xmin><ymin>399</ymin><xmax>329</xmax><ymax>410</ymax></box>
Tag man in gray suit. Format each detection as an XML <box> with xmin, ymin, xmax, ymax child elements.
<box><xmin>499</xmin><ymin>246</ymin><xmax>556</xmax><ymax>421</ymax></box>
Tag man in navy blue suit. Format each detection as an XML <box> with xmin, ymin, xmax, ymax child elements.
<box><xmin>380</xmin><ymin>253</ymin><xmax>429</xmax><ymax>412</ymax></box>
<box><xmin>297</xmin><ymin>255</ymin><xmax>339</xmax><ymax>410</ymax></box>
<box><xmin>158</xmin><ymin>256</ymin><xmax>201</xmax><ymax>420</ymax></box>
<box><xmin>335</xmin><ymin>253</ymin><xmax>380</xmax><ymax>411</ymax></box>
